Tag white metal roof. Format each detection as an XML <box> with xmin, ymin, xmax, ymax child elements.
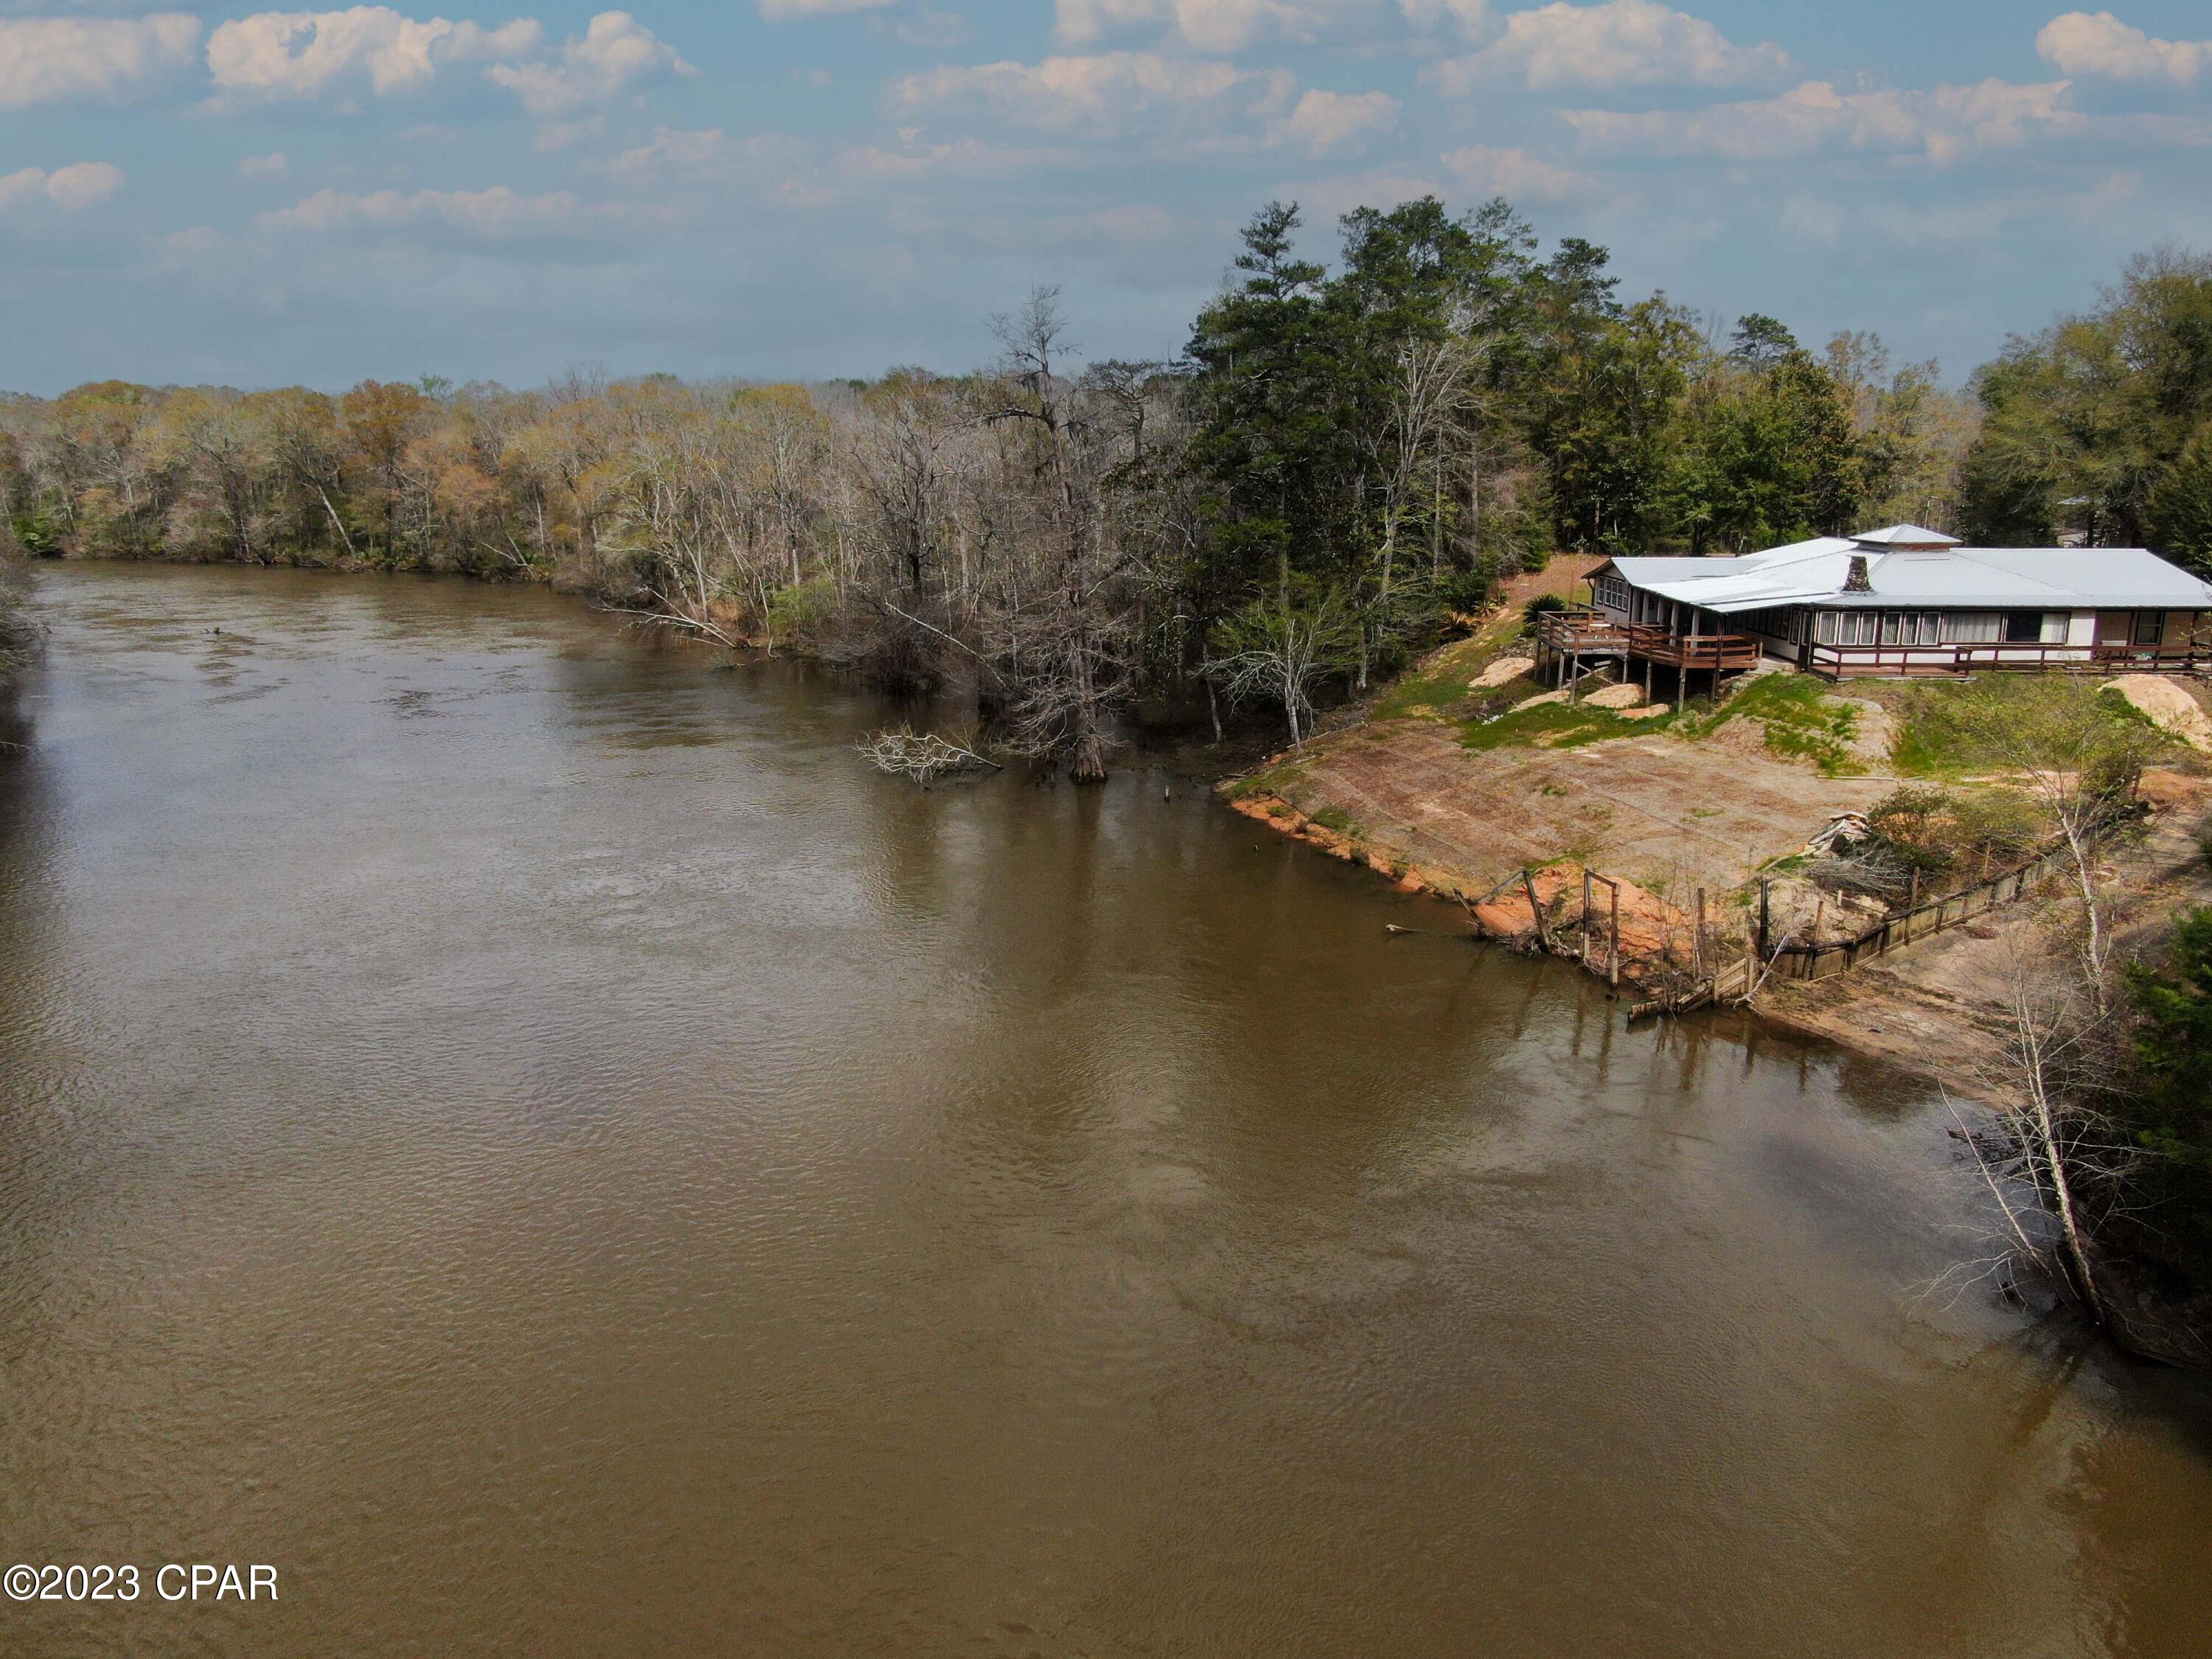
<box><xmin>1848</xmin><ymin>524</ymin><xmax>1961</xmax><ymax>549</ymax></box>
<box><xmin>1606</xmin><ymin>529</ymin><xmax>2212</xmax><ymax>615</ymax></box>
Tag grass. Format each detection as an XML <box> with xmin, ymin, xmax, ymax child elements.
<box><xmin>1457</xmin><ymin>700</ymin><xmax>1655</xmax><ymax>752</ymax></box>
<box><xmin>1371</xmin><ymin>603</ymin><xmax>1540</xmax><ymax>721</ymax></box>
<box><xmin>1374</xmin><ymin>653</ymin><xmax>1484</xmax><ymax>720</ymax></box>
<box><xmin>1883</xmin><ymin>675</ymin><xmax>2170</xmax><ymax>779</ymax></box>
<box><xmin>1222</xmin><ymin>759</ymin><xmax>1307</xmax><ymax>801</ymax></box>
<box><xmin>1683</xmin><ymin>672</ymin><xmax>1861</xmax><ymax>774</ymax></box>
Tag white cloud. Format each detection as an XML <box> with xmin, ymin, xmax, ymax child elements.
<box><xmin>895</xmin><ymin>51</ymin><xmax>1295</xmax><ymax>138</ymax></box>
<box><xmin>1271</xmin><ymin>88</ymin><xmax>1399</xmax><ymax>154</ymax></box>
<box><xmin>897</xmin><ymin>7</ymin><xmax>969</xmax><ymax>48</ymax></box>
<box><xmin>599</xmin><ymin>125</ymin><xmax>741</xmax><ymax>178</ymax></box>
<box><xmin>1054</xmin><ymin>0</ymin><xmax>1382</xmax><ymax>53</ymax></box>
<box><xmin>1399</xmin><ymin>0</ymin><xmax>1491</xmax><ymax>39</ymax></box>
<box><xmin>757</xmin><ymin>0</ymin><xmax>900</xmax><ymax>16</ymax></box>
<box><xmin>0</xmin><ymin>161</ymin><xmax>127</xmax><ymax>210</ymax></box>
<box><xmin>1562</xmin><ymin>77</ymin><xmax>2081</xmax><ymax>164</ymax></box>
<box><xmin>0</xmin><ymin>13</ymin><xmax>199</xmax><ymax>109</ymax></box>
<box><xmin>1431</xmin><ymin>0</ymin><xmax>1793</xmax><ymax>93</ymax></box>
<box><xmin>238</xmin><ymin>150</ymin><xmax>291</xmax><ymax>180</ymax></box>
<box><xmin>533</xmin><ymin>114</ymin><xmax>605</xmax><ymax>150</ymax></box>
<box><xmin>846</xmin><ymin>136</ymin><xmax>1062</xmax><ymax>181</ymax></box>
<box><xmin>256</xmin><ymin>183</ymin><xmax>596</xmax><ymax>237</ymax></box>
<box><xmin>205</xmin><ymin>9</ymin><xmax>689</xmax><ymax>115</ymax></box>
<box><xmin>2037</xmin><ymin>11</ymin><xmax>2208</xmax><ymax>86</ymax></box>
<box><xmin>588</xmin><ymin>127</ymin><xmax>1056</xmax><ymax>215</ymax></box>
<box><xmin>485</xmin><ymin>10</ymin><xmax>693</xmax><ymax>116</ymax></box>
<box><xmin>1278</xmin><ymin>167</ymin><xmax>1441</xmax><ymax>220</ymax></box>
<box><xmin>206</xmin><ymin>8</ymin><xmax>543</xmax><ymax>101</ymax></box>
<box><xmin>1439</xmin><ymin>142</ymin><xmax>1603</xmax><ymax>201</ymax></box>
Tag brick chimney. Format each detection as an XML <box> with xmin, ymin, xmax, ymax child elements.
<box><xmin>1844</xmin><ymin>554</ymin><xmax>1872</xmax><ymax>593</ymax></box>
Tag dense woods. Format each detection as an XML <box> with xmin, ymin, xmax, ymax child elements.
<box><xmin>4</xmin><ymin>200</ymin><xmax>2209</xmax><ymax>761</ymax></box>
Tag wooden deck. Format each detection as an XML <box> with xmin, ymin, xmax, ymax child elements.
<box><xmin>1534</xmin><ymin>608</ymin><xmax>1762</xmax><ymax>675</ymax></box>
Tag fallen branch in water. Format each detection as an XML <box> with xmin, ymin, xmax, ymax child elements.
<box><xmin>858</xmin><ymin>726</ymin><xmax>1003</xmax><ymax>785</ymax></box>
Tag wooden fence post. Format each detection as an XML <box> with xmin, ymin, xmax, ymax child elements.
<box><xmin>1609</xmin><ymin>881</ymin><xmax>1621</xmax><ymax>988</ymax></box>
<box><xmin>1582</xmin><ymin>869</ymin><xmax>1593</xmax><ymax>965</ymax></box>
<box><xmin>1521</xmin><ymin>869</ymin><xmax>1551</xmax><ymax>953</ymax></box>
<box><xmin>1694</xmin><ymin>887</ymin><xmax>1707</xmax><ymax>979</ymax></box>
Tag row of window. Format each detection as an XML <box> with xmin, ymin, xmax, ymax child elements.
<box><xmin>1809</xmin><ymin>610</ymin><xmax>2058</xmax><ymax>646</ymax></box>
<box><xmin>1811</xmin><ymin>611</ymin><xmax>2174</xmax><ymax>647</ymax></box>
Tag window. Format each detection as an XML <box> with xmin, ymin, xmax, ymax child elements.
<box><xmin>2132</xmin><ymin>611</ymin><xmax>2166</xmax><ymax>646</ymax></box>
<box><xmin>1595</xmin><ymin>575</ymin><xmax>1628</xmax><ymax>611</ymax></box>
<box><xmin>1946</xmin><ymin>612</ymin><xmax>1999</xmax><ymax>642</ymax></box>
<box><xmin>2003</xmin><ymin>611</ymin><xmax>2045</xmax><ymax>644</ymax></box>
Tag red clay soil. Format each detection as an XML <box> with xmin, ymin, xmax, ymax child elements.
<box><xmin>1230</xmin><ymin>794</ymin><xmax>1717</xmax><ymax>991</ymax></box>
<box><xmin>1265</xmin><ymin>719</ymin><xmax>1892</xmax><ymax>903</ymax></box>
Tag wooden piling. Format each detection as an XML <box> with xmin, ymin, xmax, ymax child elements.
<box><xmin>1520</xmin><ymin>869</ymin><xmax>1551</xmax><ymax>952</ymax></box>
<box><xmin>1582</xmin><ymin>869</ymin><xmax>1593</xmax><ymax>964</ymax></box>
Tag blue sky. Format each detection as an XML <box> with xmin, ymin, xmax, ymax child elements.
<box><xmin>3</xmin><ymin>0</ymin><xmax>2209</xmax><ymax>392</ymax></box>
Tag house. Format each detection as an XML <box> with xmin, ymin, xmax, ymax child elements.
<box><xmin>1539</xmin><ymin>525</ymin><xmax>2212</xmax><ymax>684</ymax></box>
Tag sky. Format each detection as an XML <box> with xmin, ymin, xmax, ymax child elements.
<box><xmin>3</xmin><ymin>0</ymin><xmax>2210</xmax><ymax>393</ymax></box>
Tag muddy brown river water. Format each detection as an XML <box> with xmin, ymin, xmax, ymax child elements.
<box><xmin>2</xmin><ymin>562</ymin><xmax>2208</xmax><ymax>1657</ymax></box>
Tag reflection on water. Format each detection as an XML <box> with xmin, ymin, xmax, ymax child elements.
<box><xmin>2</xmin><ymin>562</ymin><xmax>2208</xmax><ymax>1658</ymax></box>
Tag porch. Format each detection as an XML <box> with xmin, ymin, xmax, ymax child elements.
<box><xmin>1533</xmin><ymin>607</ymin><xmax>1764</xmax><ymax>686</ymax></box>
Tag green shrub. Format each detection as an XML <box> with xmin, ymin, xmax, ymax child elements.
<box><xmin>765</xmin><ymin>575</ymin><xmax>838</xmax><ymax>647</ymax></box>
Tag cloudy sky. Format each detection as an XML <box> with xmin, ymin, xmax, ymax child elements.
<box><xmin>4</xmin><ymin>0</ymin><xmax>2209</xmax><ymax>392</ymax></box>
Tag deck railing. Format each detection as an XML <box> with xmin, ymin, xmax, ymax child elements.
<box><xmin>1803</xmin><ymin>639</ymin><xmax>2212</xmax><ymax>679</ymax></box>
<box><xmin>1534</xmin><ymin>608</ymin><xmax>1761</xmax><ymax>672</ymax></box>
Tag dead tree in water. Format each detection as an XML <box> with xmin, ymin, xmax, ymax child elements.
<box><xmin>1948</xmin><ymin>954</ymin><xmax>2143</xmax><ymax>1341</ymax></box>
<box><xmin>858</xmin><ymin>726</ymin><xmax>1001</xmax><ymax>785</ymax></box>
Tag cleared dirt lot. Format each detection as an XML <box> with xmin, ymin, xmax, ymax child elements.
<box><xmin>1273</xmin><ymin>719</ymin><xmax>1893</xmax><ymax>900</ymax></box>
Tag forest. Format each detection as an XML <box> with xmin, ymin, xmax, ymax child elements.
<box><xmin>4</xmin><ymin>198</ymin><xmax>2211</xmax><ymax>767</ymax></box>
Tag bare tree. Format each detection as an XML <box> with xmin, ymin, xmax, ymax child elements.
<box><xmin>858</xmin><ymin>725</ymin><xmax>1001</xmax><ymax>784</ymax></box>
<box><xmin>1203</xmin><ymin>586</ymin><xmax>1361</xmax><ymax>750</ymax></box>
<box><xmin>982</xmin><ymin>287</ymin><xmax>1136</xmax><ymax>782</ymax></box>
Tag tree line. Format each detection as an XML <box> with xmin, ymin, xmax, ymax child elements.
<box><xmin>4</xmin><ymin>198</ymin><xmax>2208</xmax><ymax>758</ymax></box>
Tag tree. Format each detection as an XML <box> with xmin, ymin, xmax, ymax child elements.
<box><xmin>2147</xmin><ymin>422</ymin><xmax>2212</xmax><ymax>576</ymax></box>
<box><xmin>984</xmin><ymin>286</ymin><xmax>1133</xmax><ymax>782</ymax></box>
<box><xmin>341</xmin><ymin>380</ymin><xmax>434</xmax><ymax>559</ymax></box>
<box><xmin>1960</xmin><ymin>248</ymin><xmax>2212</xmax><ymax>549</ymax></box>
<box><xmin>1203</xmin><ymin>582</ymin><xmax>1360</xmax><ymax>749</ymax></box>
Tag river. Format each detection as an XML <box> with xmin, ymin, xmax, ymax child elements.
<box><xmin>1</xmin><ymin>561</ymin><xmax>2207</xmax><ymax>1657</ymax></box>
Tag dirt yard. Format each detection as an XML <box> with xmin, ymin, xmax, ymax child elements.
<box><xmin>1265</xmin><ymin>718</ymin><xmax>1893</xmax><ymax>905</ymax></box>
